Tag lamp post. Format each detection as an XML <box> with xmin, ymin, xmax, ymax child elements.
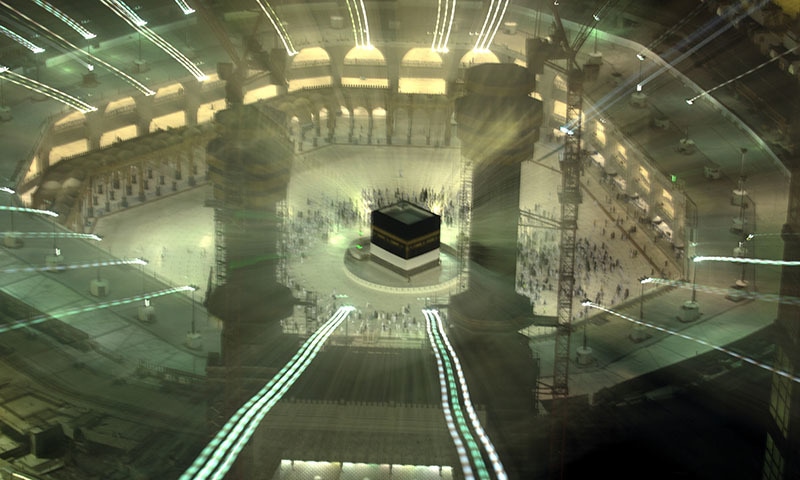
<box><xmin>631</xmin><ymin>53</ymin><xmax>647</xmax><ymax>107</ymax></box>
<box><xmin>576</xmin><ymin>298</ymin><xmax>593</xmax><ymax>366</ymax></box>
<box><xmin>691</xmin><ymin>255</ymin><xmax>698</xmax><ymax>303</ymax></box>
<box><xmin>191</xmin><ymin>286</ymin><xmax>196</xmax><ymax>335</ymax></box>
<box><xmin>1</xmin><ymin>187</ymin><xmax>20</xmax><ymax>248</ymax></box>
<box><xmin>639</xmin><ymin>276</ymin><xmax>646</xmax><ymax>321</ymax></box>
<box><xmin>736</xmin><ymin>147</ymin><xmax>749</xmax><ymax>289</ymax></box>
<box><xmin>186</xmin><ymin>285</ymin><xmax>201</xmax><ymax>349</ymax></box>
<box><xmin>631</xmin><ymin>276</ymin><xmax>651</xmax><ymax>342</ymax></box>
<box><xmin>678</xmin><ymin>255</ymin><xmax>701</xmax><ymax>322</ymax></box>
<box><xmin>636</xmin><ymin>53</ymin><xmax>645</xmax><ymax>91</ymax></box>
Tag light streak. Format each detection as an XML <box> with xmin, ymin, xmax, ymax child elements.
<box><xmin>344</xmin><ymin>0</ymin><xmax>371</xmax><ymax>48</ymax></box>
<box><xmin>643</xmin><ymin>3</ymin><xmax>704</xmax><ymax>54</ymax></box>
<box><xmin>481</xmin><ymin>0</ymin><xmax>510</xmax><ymax>53</ymax></box>
<box><xmin>1</xmin><ymin>257</ymin><xmax>145</xmax><ymax>274</ymax></box>
<box><xmin>102</xmin><ymin>0</ymin><xmax>147</xmax><ymax>26</ymax></box>
<box><xmin>640</xmin><ymin>0</ymin><xmax>771</xmax><ymax>89</ymax></box>
<box><xmin>31</xmin><ymin>0</ymin><xmax>96</xmax><ymax>39</ymax></box>
<box><xmin>0</xmin><ymin>26</ymin><xmax>45</xmax><ymax>53</ymax></box>
<box><xmin>431</xmin><ymin>0</ymin><xmax>457</xmax><ymax>53</ymax></box>
<box><xmin>358</xmin><ymin>0</ymin><xmax>371</xmax><ymax>48</ymax></box>
<box><xmin>254</xmin><ymin>0</ymin><xmax>297</xmax><ymax>56</ymax></box>
<box><xmin>0</xmin><ymin>205</ymin><xmax>58</xmax><ymax>217</ymax></box>
<box><xmin>0</xmin><ymin>0</ymin><xmax>155</xmax><ymax>96</ymax></box>
<box><xmin>0</xmin><ymin>187</ymin><xmax>14</xmax><ymax>194</ymax></box>
<box><xmin>0</xmin><ymin>285</ymin><xmax>195</xmax><ymax>335</ymax></box>
<box><xmin>687</xmin><ymin>43</ymin><xmax>800</xmax><ymax>104</ymax></box>
<box><xmin>182</xmin><ymin>306</ymin><xmax>355</xmax><ymax>480</ymax></box>
<box><xmin>642</xmin><ymin>277</ymin><xmax>800</xmax><ymax>306</ymax></box>
<box><xmin>581</xmin><ymin>0</ymin><xmax>770</xmax><ymax>128</ymax></box>
<box><xmin>693</xmin><ymin>255</ymin><xmax>800</xmax><ymax>266</ymax></box>
<box><xmin>582</xmin><ymin>300</ymin><xmax>800</xmax><ymax>384</ymax></box>
<box><xmin>100</xmin><ymin>0</ymin><xmax>207</xmax><ymax>81</ymax></box>
<box><xmin>0</xmin><ymin>68</ymin><xmax>96</xmax><ymax>113</ymax></box>
<box><xmin>424</xmin><ymin>309</ymin><xmax>480</xmax><ymax>480</ymax></box>
<box><xmin>0</xmin><ymin>232</ymin><xmax>101</xmax><ymax>241</ymax></box>
<box><xmin>173</xmin><ymin>0</ymin><xmax>195</xmax><ymax>15</ymax></box>
<box><xmin>473</xmin><ymin>0</ymin><xmax>509</xmax><ymax>52</ymax></box>
<box><xmin>344</xmin><ymin>0</ymin><xmax>362</xmax><ymax>47</ymax></box>
<box><xmin>472</xmin><ymin>0</ymin><xmax>497</xmax><ymax>52</ymax></box>
<box><xmin>427</xmin><ymin>309</ymin><xmax>507</xmax><ymax>480</ymax></box>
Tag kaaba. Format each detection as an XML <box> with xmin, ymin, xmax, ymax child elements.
<box><xmin>370</xmin><ymin>201</ymin><xmax>441</xmax><ymax>277</ymax></box>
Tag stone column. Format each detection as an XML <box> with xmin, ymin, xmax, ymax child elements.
<box><xmin>134</xmin><ymin>95</ymin><xmax>155</xmax><ymax>137</ymax></box>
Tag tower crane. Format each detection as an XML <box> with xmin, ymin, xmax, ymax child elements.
<box><xmin>550</xmin><ymin>0</ymin><xmax>611</xmax><ymax>400</ymax></box>
<box><xmin>545</xmin><ymin>1</ymin><xmax>616</xmax><ymax>477</ymax></box>
<box><xmin>188</xmin><ymin>0</ymin><xmax>287</xmax><ymax>106</ymax></box>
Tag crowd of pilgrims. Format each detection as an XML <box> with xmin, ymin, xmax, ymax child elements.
<box><xmin>360</xmin><ymin>186</ymin><xmax>462</xmax><ymax>227</ymax></box>
<box><xmin>281</xmin><ymin>303</ymin><xmax>435</xmax><ymax>340</ymax></box>
<box><xmin>289</xmin><ymin>185</ymin><xmax>464</xmax><ymax>242</ymax></box>
<box><xmin>517</xmin><ymin>215</ymin><xmax>645</xmax><ymax>317</ymax></box>
<box><xmin>286</xmin><ymin>186</ymin><xmax>655</xmax><ymax>325</ymax></box>
<box><xmin>282</xmin><ymin>185</ymin><xmax>463</xmax><ymax>339</ymax></box>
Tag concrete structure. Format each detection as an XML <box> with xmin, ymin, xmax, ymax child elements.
<box><xmin>0</xmin><ymin>1</ymin><xmax>796</xmax><ymax>479</ymax></box>
<box><xmin>449</xmin><ymin>63</ymin><xmax>543</xmax><ymax>475</ymax></box>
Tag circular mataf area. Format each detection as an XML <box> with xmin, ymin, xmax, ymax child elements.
<box><xmin>342</xmin><ymin>237</ymin><xmax>461</xmax><ymax>293</ymax></box>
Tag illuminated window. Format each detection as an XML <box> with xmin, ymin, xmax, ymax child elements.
<box><xmin>553</xmin><ymin>100</ymin><xmax>567</xmax><ymax>122</ymax></box>
<box><xmin>595</xmin><ymin>121</ymin><xmax>606</xmax><ymax>146</ymax></box>
<box><xmin>660</xmin><ymin>189</ymin><xmax>673</xmax><ymax>217</ymax></box>
<box><xmin>554</xmin><ymin>74</ymin><xmax>567</xmax><ymax>91</ymax></box>
<box><xmin>639</xmin><ymin>166</ymin><xmax>650</xmax><ymax>184</ymax></box>
<box><xmin>639</xmin><ymin>167</ymin><xmax>651</xmax><ymax>194</ymax></box>
<box><xmin>149</xmin><ymin>111</ymin><xmax>186</xmax><ymax>132</ymax></box>
<box><xmin>769</xmin><ymin>348</ymin><xmax>793</xmax><ymax>437</ymax></box>
<box><xmin>398</xmin><ymin>78</ymin><xmax>446</xmax><ymax>95</ymax></box>
<box><xmin>197</xmin><ymin>99</ymin><xmax>226</xmax><ymax>124</ymax></box>
<box><xmin>762</xmin><ymin>433</ymin><xmax>784</xmax><ymax>480</ymax></box>
<box><xmin>105</xmin><ymin>96</ymin><xmax>136</xmax><ymax>116</ymax></box>
<box><xmin>100</xmin><ymin>125</ymin><xmax>137</xmax><ymax>148</ymax></box>
<box><xmin>341</xmin><ymin>77</ymin><xmax>389</xmax><ymax>88</ymax></box>
<box><xmin>50</xmin><ymin>139</ymin><xmax>89</xmax><ymax>164</ymax></box>
<box><xmin>23</xmin><ymin>155</ymin><xmax>40</xmax><ymax>183</ymax></box>
<box><xmin>617</xmin><ymin>144</ymin><xmax>627</xmax><ymax>160</ymax></box>
<box><xmin>243</xmin><ymin>85</ymin><xmax>279</xmax><ymax>104</ymax></box>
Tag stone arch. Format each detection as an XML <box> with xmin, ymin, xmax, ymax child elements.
<box><xmin>292</xmin><ymin>98</ymin><xmax>314</xmax><ymax>125</ymax></box>
<box><xmin>459</xmin><ymin>49</ymin><xmax>500</xmax><ymax>67</ymax></box>
<box><xmin>344</xmin><ymin>46</ymin><xmax>386</xmax><ymax>65</ymax></box>
<box><xmin>290</xmin><ymin>47</ymin><xmax>331</xmax><ymax>67</ymax></box>
<box><xmin>398</xmin><ymin>47</ymin><xmax>446</xmax><ymax>94</ymax></box>
<box><xmin>400</xmin><ymin>48</ymin><xmax>443</xmax><ymax>67</ymax></box>
<box><xmin>105</xmin><ymin>96</ymin><xmax>136</xmax><ymax>115</ymax></box>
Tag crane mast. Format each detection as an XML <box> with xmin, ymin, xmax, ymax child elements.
<box><xmin>549</xmin><ymin>0</ymin><xmax>601</xmax><ymax>402</ymax></box>
<box><xmin>546</xmin><ymin>3</ymin><xmax>613</xmax><ymax>477</ymax></box>
<box><xmin>553</xmin><ymin>65</ymin><xmax>583</xmax><ymax>397</ymax></box>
